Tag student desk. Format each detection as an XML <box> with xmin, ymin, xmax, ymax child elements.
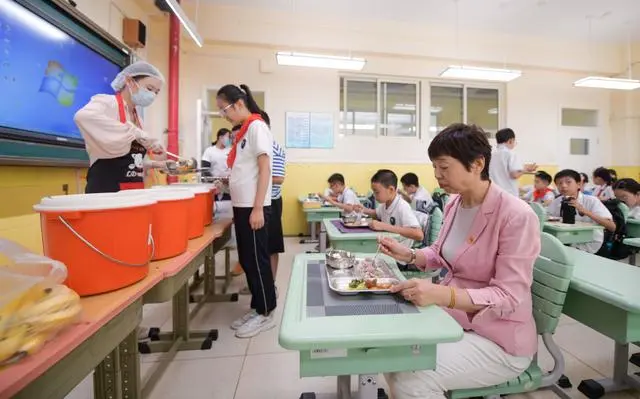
<box><xmin>321</xmin><ymin>218</ymin><xmax>400</xmax><ymax>253</ymax></box>
<box><xmin>623</xmin><ymin>237</ymin><xmax>640</xmax><ymax>266</ymax></box>
<box><xmin>626</xmin><ymin>218</ymin><xmax>640</xmax><ymax>238</ymax></box>
<box><xmin>279</xmin><ymin>253</ymin><xmax>463</xmax><ymax>399</ymax></box>
<box><xmin>542</xmin><ymin>221</ymin><xmax>603</xmax><ymax>245</ymax></box>
<box><xmin>562</xmin><ymin>247</ymin><xmax>640</xmax><ymax>398</ymax></box>
<box><xmin>298</xmin><ymin>195</ymin><xmax>371</xmax><ymax>243</ymax></box>
<box><xmin>0</xmin><ymin>220</ymin><xmax>233</xmax><ymax>399</ymax></box>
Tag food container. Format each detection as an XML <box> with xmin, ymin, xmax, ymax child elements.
<box><xmin>325</xmin><ymin>257</ymin><xmax>398</xmax><ymax>295</ymax></box>
<box><xmin>341</xmin><ymin>215</ymin><xmax>371</xmax><ymax>228</ymax></box>
<box><xmin>325</xmin><ymin>248</ymin><xmax>355</xmax><ymax>269</ymax></box>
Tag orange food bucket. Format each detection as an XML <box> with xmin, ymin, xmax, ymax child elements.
<box><xmin>169</xmin><ymin>183</ymin><xmax>216</xmax><ymax>226</ymax></box>
<box><xmin>34</xmin><ymin>194</ymin><xmax>156</xmax><ymax>296</ymax></box>
<box><xmin>153</xmin><ymin>185</ymin><xmax>210</xmax><ymax>238</ymax></box>
<box><xmin>118</xmin><ymin>189</ymin><xmax>194</xmax><ymax>260</ymax></box>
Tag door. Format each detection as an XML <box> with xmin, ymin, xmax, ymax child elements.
<box><xmin>557</xmin><ymin>108</ymin><xmax>602</xmax><ymax>173</ymax></box>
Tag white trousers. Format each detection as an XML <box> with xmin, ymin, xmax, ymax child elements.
<box><xmin>385</xmin><ymin>332</ymin><xmax>532</xmax><ymax>399</ymax></box>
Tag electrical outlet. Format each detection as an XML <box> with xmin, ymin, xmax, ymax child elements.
<box><xmin>62</xmin><ymin>184</ymin><xmax>69</xmax><ymax>195</ymax></box>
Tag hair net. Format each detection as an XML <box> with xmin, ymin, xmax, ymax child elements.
<box><xmin>110</xmin><ymin>61</ymin><xmax>165</xmax><ymax>92</ymax></box>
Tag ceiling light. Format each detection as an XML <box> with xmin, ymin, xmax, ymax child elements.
<box><xmin>573</xmin><ymin>76</ymin><xmax>640</xmax><ymax>90</ymax></box>
<box><xmin>276</xmin><ymin>52</ymin><xmax>366</xmax><ymax>71</ymax></box>
<box><xmin>440</xmin><ymin>65</ymin><xmax>522</xmax><ymax>82</ymax></box>
<box><xmin>163</xmin><ymin>0</ymin><xmax>203</xmax><ymax>47</ymax></box>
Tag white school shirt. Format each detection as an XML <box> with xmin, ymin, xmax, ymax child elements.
<box><xmin>376</xmin><ymin>195</ymin><xmax>421</xmax><ymax>262</ymax></box>
<box><xmin>629</xmin><ymin>206</ymin><xmax>640</xmax><ymax>219</ymax></box>
<box><xmin>338</xmin><ymin>187</ymin><xmax>359</xmax><ymax>216</ymax></box>
<box><xmin>229</xmin><ymin>120</ymin><xmax>273</xmax><ymax>208</ymax></box>
<box><xmin>202</xmin><ymin>145</ymin><xmax>231</xmax><ymax>178</ymax></box>
<box><xmin>593</xmin><ymin>185</ymin><xmax>615</xmax><ymax>201</ymax></box>
<box><xmin>489</xmin><ymin>144</ymin><xmax>523</xmax><ymax>197</ymax></box>
<box><xmin>411</xmin><ymin>186</ymin><xmax>433</xmax><ymax>210</ymax></box>
<box><xmin>547</xmin><ymin>193</ymin><xmax>612</xmax><ymax>254</ymax></box>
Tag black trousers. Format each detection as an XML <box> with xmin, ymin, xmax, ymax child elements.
<box><xmin>233</xmin><ymin>206</ymin><xmax>276</xmax><ymax>315</ymax></box>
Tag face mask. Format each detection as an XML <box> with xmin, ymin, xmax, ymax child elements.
<box><xmin>130</xmin><ymin>82</ymin><xmax>156</xmax><ymax>108</ymax></box>
<box><xmin>224</xmin><ymin>137</ymin><xmax>232</xmax><ymax>147</ymax></box>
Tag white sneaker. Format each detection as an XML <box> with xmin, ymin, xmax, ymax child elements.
<box><xmin>235</xmin><ymin>313</ymin><xmax>276</xmax><ymax>338</ymax></box>
<box><xmin>231</xmin><ymin>310</ymin><xmax>258</xmax><ymax>330</ymax></box>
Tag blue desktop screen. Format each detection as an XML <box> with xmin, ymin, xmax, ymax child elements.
<box><xmin>0</xmin><ymin>0</ymin><xmax>121</xmax><ymax>142</ymax></box>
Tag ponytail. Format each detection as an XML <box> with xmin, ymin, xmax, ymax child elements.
<box><xmin>239</xmin><ymin>84</ymin><xmax>270</xmax><ymax>126</ymax></box>
<box><xmin>217</xmin><ymin>84</ymin><xmax>270</xmax><ymax>126</ymax></box>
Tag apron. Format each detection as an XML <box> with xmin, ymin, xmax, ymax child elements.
<box><xmin>85</xmin><ymin>93</ymin><xmax>146</xmax><ymax>194</ymax></box>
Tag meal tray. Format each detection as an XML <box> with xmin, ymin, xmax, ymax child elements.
<box><xmin>341</xmin><ymin>218</ymin><xmax>371</xmax><ymax>228</ymax></box>
<box><xmin>325</xmin><ymin>258</ymin><xmax>398</xmax><ymax>296</ymax></box>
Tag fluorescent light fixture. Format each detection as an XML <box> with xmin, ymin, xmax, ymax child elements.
<box><xmin>393</xmin><ymin>103</ymin><xmax>416</xmax><ymax>111</ymax></box>
<box><xmin>276</xmin><ymin>52</ymin><xmax>366</xmax><ymax>70</ymax></box>
<box><xmin>440</xmin><ymin>65</ymin><xmax>522</xmax><ymax>82</ymax></box>
<box><xmin>573</xmin><ymin>76</ymin><xmax>640</xmax><ymax>90</ymax></box>
<box><xmin>0</xmin><ymin>0</ymin><xmax>67</xmax><ymax>41</ymax></box>
<box><xmin>163</xmin><ymin>0</ymin><xmax>204</xmax><ymax>47</ymax></box>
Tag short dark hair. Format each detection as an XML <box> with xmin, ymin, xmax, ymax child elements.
<box><xmin>371</xmin><ymin>169</ymin><xmax>398</xmax><ymax>188</ymax></box>
<box><xmin>400</xmin><ymin>173</ymin><xmax>419</xmax><ymax>187</ymax></box>
<box><xmin>428</xmin><ymin>123</ymin><xmax>492</xmax><ymax>181</ymax></box>
<box><xmin>213</xmin><ymin>128</ymin><xmax>231</xmax><ymax>145</ymax></box>
<box><xmin>554</xmin><ymin>169</ymin><xmax>581</xmax><ymax>184</ymax></box>
<box><xmin>495</xmin><ymin>128</ymin><xmax>516</xmax><ymax>144</ymax></box>
<box><xmin>535</xmin><ymin>171</ymin><xmax>552</xmax><ymax>185</ymax></box>
<box><xmin>613</xmin><ymin>178</ymin><xmax>640</xmax><ymax>194</ymax></box>
<box><xmin>593</xmin><ymin>167</ymin><xmax>613</xmax><ymax>185</ymax></box>
<box><xmin>608</xmin><ymin>168</ymin><xmax>618</xmax><ymax>183</ymax></box>
<box><xmin>580</xmin><ymin>172</ymin><xmax>589</xmax><ymax>184</ymax></box>
<box><xmin>328</xmin><ymin>173</ymin><xmax>345</xmax><ymax>185</ymax></box>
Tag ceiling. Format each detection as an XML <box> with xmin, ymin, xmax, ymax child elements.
<box><xmin>194</xmin><ymin>0</ymin><xmax>640</xmax><ymax>42</ymax></box>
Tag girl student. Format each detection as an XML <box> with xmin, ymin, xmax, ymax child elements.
<box><xmin>216</xmin><ymin>84</ymin><xmax>276</xmax><ymax>338</ymax></box>
<box><xmin>613</xmin><ymin>178</ymin><xmax>640</xmax><ymax>219</ymax></box>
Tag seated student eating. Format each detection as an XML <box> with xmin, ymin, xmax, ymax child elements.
<box><xmin>521</xmin><ymin>171</ymin><xmax>555</xmax><ymax>206</ymax></box>
<box><xmin>399</xmin><ymin>172</ymin><xmax>433</xmax><ymax>211</ymax></box>
<box><xmin>613</xmin><ymin>178</ymin><xmax>640</xmax><ymax>219</ymax></box>
<box><xmin>547</xmin><ymin>169</ymin><xmax>615</xmax><ymax>254</ymax></box>
<box><xmin>378</xmin><ymin>123</ymin><xmax>539</xmax><ymax>399</ymax></box>
<box><xmin>319</xmin><ymin>173</ymin><xmax>359</xmax><ymax>216</ymax></box>
<box><xmin>354</xmin><ymin>169</ymin><xmax>423</xmax><ymax>269</ymax></box>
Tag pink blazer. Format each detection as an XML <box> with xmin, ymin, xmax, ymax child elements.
<box><xmin>418</xmin><ymin>183</ymin><xmax>540</xmax><ymax>357</ymax></box>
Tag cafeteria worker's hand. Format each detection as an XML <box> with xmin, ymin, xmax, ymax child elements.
<box><xmin>250</xmin><ymin>207</ymin><xmax>265</xmax><ymax>230</ymax></box>
<box><xmin>378</xmin><ymin>236</ymin><xmax>412</xmax><ymax>263</ymax></box>
<box><xmin>390</xmin><ymin>278</ymin><xmax>446</xmax><ymax>307</ymax></box>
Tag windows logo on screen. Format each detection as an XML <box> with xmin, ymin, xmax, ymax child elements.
<box><xmin>39</xmin><ymin>61</ymin><xmax>78</xmax><ymax>107</ymax></box>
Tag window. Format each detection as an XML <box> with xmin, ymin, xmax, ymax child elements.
<box><xmin>570</xmin><ymin>138</ymin><xmax>589</xmax><ymax>155</ymax></box>
<box><xmin>340</xmin><ymin>77</ymin><xmax>419</xmax><ymax>137</ymax></box>
<box><xmin>430</xmin><ymin>85</ymin><xmax>501</xmax><ymax>138</ymax></box>
<box><xmin>562</xmin><ymin>108</ymin><xmax>598</xmax><ymax>127</ymax></box>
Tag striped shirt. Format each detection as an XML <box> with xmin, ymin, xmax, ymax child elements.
<box><xmin>272</xmin><ymin>141</ymin><xmax>286</xmax><ymax>199</ymax></box>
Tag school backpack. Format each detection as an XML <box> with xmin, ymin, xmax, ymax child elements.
<box><xmin>595</xmin><ymin>199</ymin><xmax>631</xmax><ymax>260</ymax></box>
<box><xmin>431</xmin><ymin>191</ymin><xmax>449</xmax><ymax>212</ymax></box>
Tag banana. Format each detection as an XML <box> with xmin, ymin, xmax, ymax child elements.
<box><xmin>0</xmin><ymin>324</ymin><xmax>27</xmax><ymax>364</ymax></box>
<box><xmin>17</xmin><ymin>332</ymin><xmax>48</xmax><ymax>356</ymax></box>
<box><xmin>18</xmin><ymin>285</ymin><xmax>79</xmax><ymax>320</ymax></box>
<box><xmin>23</xmin><ymin>302</ymin><xmax>82</xmax><ymax>335</ymax></box>
<box><xmin>0</xmin><ymin>283</ymin><xmax>50</xmax><ymax>337</ymax></box>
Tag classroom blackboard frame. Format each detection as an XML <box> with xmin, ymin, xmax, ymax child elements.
<box><xmin>0</xmin><ymin>0</ymin><xmax>131</xmax><ymax>167</ymax></box>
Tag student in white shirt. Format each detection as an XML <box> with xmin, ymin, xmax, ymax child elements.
<box><xmin>216</xmin><ymin>84</ymin><xmax>276</xmax><ymax>339</ymax></box>
<box><xmin>320</xmin><ymin>173</ymin><xmax>359</xmax><ymax>215</ymax></box>
<box><xmin>489</xmin><ymin>128</ymin><xmax>537</xmax><ymax>197</ymax></box>
<box><xmin>548</xmin><ymin>169</ymin><xmax>616</xmax><ymax>254</ymax></box>
<box><xmin>592</xmin><ymin>167</ymin><xmax>615</xmax><ymax>201</ymax></box>
<box><xmin>202</xmin><ymin>128</ymin><xmax>232</xmax><ymax>200</ymax></box>
<box><xmin>399</xmin><ymin>172</ymin><xmax>433</xmax><ymax>211</ymax></box>
<box><xmin>355</xmin><ymin>170</ymin><xmax>423</xmax><ymax>268</ymax></box>
<box><xmin>521</xmin><ymin>171</ymin><xmax>555</xmax><ymax>206</ymax></box>
<box><xmin>614</xmin><ymin>178</ymin><xmax>640</xmax><ymax>219</ymax></box>
<box><xmin>580</xmin><ymin>172</ymin><xmax>595</xmax><ymax>196</ymax></box>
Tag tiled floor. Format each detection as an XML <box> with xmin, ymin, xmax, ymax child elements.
<box><xmin>65</xmin><ymin>238</ymin><xmax>640</xmax><ymax>399</ymax></box>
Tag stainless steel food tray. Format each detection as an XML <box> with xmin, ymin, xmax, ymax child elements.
<box><xmin>325</xmin><ymin>258</ymin><xmax>398</xmax><ymax>295</ymax></box>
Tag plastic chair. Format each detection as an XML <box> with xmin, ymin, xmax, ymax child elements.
<box><xmin>403</xmin><ymin>207</ymin><xmax>444</xmax><ymax>282</ymax></box>
<box><xmin>448</xmin><ymin>232</ymin><xmax>576</xmax><ymax>399</ymax></box>
<box><xmin>528</xmin><ymin>202</ymin><xmax>546</xmax><ymax>231</ymax></box>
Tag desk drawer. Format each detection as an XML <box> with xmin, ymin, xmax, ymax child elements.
<box><xmin>299</xmin><ymin>345</ymin><xmax>436</xmax><ymax>377</ymax></box>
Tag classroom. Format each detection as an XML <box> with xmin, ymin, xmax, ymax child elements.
<box><xmin>0</xmin><ymin>0</ymin><xmax>639</xmax><ymax>398</ymax></box>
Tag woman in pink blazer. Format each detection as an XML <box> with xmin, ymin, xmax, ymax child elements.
<box><xmin>379</xmin><ymin>123</ymin><xmax>540</xmax><ymax>399</ymax></box>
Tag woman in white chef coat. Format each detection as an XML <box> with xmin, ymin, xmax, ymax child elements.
<box><xmin>202</xmin><ymin>127</ymin><xmax>232</xmax><ymax>201</ymax></box>
<box><xmin>74</xmin><ymin>61</ymin><xmax>168</xmax><ymax>193</ymax></box>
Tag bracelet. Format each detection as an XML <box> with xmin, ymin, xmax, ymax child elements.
<box><xmin>447</xmin><ymin>287</ymin><xmax>456</xmax><ymax>309</ymax></box>
<box><xmin>408</xmin><ymin>248</ymin><xmax>416</xmax><ymax>264</ymax></box>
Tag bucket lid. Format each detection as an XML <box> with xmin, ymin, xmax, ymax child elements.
<box><xmin>152</xmin><ymin>184</ymin><xmax>211</xmax><ymax>194</ymax></box>
<box><xmin>34</xmin><ymin>193</ymin><xmax>156</xmax><ymax>212</ymax></box>
<box><xmin>117</xmin><ymin>188</ymin><xmax>195</xmax><ymax>201</ymax></box>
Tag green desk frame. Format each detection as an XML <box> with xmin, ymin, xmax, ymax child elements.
<box><xmin>321</xmin><ymin>218</ymin><xmax>400</xmax><ymax>253</ymax></box>
<box><xmin>562</xmin><ymin>247</ymin><xmax>640</xmax><ymax>398</ymax></box>
<box><xmin>279</xmin><ymin>253</ymin><xmax>463</xmax><ymax>399</ymax></box>
<box><xmin>542</xmin><ymin>222</ymin><xmax>602</xmax><ymax>245</ymax></box>
<box><xmin>626</xmin><ymin>219</ymin><xmax>640</xmax><ymax>239</ymax></box>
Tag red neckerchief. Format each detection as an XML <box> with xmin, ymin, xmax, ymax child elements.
<box><xmin>227</xmin><ymin>114</ymin><xmax>263</xmax><ymax>169</ymax></box>
<box><xmin>115</xmin><ymin>93</ymin><xmax>142</xmax><ymax>127</ymax></box>
<box><xmin>533</xmin><ymin>187</ymin><xmax>552</xmax><ymax>202</ymax></box>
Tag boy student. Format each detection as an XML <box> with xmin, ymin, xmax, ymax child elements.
<box><xmin>399</xmin><ymin>172</ymin><xmax>433</xmax><ymax>211</ymax></box>
<box><xmin>548</xmin><ymin>169</ymin><xmax>616</xmax><ymax>254</ymax></box>
<box><xmin>522</xmin><ymin>171</ymin><xmax>555</xmax><ymax>206</ymax></box>
<box><xmin>355</xmin><ymin>170</ymin><xmax>423</xmax><ymax>266</ymax></box>
<box><xmin>319</xmin><ymin>173</ymin><xmax>359</xmax><ymax>215</ymax></box>
<box><xmin>489</xmin><ymin>128</ymin><xmax>537</xmax><ymax>196</ymax></box>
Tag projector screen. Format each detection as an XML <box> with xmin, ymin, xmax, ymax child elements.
<box><xmin>0</xmin><ymin>0</ymin><xmax>122</xmax><ymax>145</ymax></box>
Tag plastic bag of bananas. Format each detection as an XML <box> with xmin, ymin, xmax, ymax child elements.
<box><xmin>0</xmin><ymin>239</ymin><xmax>82</xmax><ymax>367</ymax></box>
